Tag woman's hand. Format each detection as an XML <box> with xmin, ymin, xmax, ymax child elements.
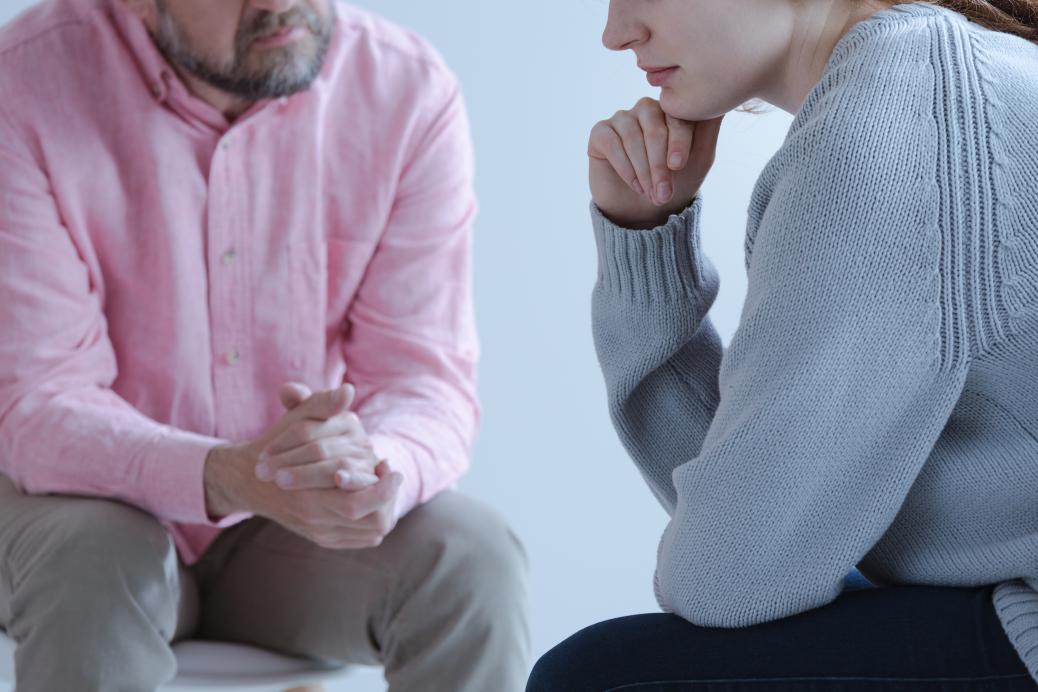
<box><xmin>589</xmin><ymin>97</ymin><xmax>723</xmax><ymax>230</ymax></box>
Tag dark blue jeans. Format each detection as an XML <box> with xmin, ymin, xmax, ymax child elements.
<box><xmin>527</xmin><ymin>572</ymin><xmax>1037</xmax><ymax>691</ymax></box>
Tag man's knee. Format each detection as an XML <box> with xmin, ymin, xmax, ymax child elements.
<box><xmin>8</xmin><ymin>496</ymin><xmax>180</xmax><ymax>637</ymax></box>
<box><xmin>394</xmin><ymin>491</ymin><xmax>529</xmax><ymax>607</ymax></box>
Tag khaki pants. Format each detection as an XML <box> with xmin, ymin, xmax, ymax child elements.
<box><xmin>0</xmin><ymin>475</ymin><xmax>530</xmax><ymax>692</ymax></box>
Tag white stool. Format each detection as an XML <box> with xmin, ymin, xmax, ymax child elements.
<box><xmin>0</xmin><ymin>631</ymin><xmax>353</xmax><ymax>691</ymax></box>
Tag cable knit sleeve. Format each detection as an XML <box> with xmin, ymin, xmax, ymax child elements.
<box><xmin>590</xmin><ymin>193</ymin><xmax>724</xmax><ymax>516</ymax></box>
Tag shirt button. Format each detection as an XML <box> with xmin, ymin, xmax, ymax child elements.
<box><xmin>225</xmin><ymin>349</ymin><xmax>241</xmax><ymax>365</ymax></box>
<box><xmin>220</xmin><ymin>137</ymin><xmax>232</xmax><ymax>150</ymax></box>
<box><xmin>151</xmin><ymin>83</ymin><xmax>163</xmax><ymax>99</ymax></box>
<box><xmin>221</xmin><ymin>249</ymin><xmax>237</xmax><ymax>265</ymax></box>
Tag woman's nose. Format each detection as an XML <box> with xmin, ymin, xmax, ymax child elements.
<box><xmin>602</xmin><ymin>6</ymin><xmax>647</xmax><ymax>51</ymax></box>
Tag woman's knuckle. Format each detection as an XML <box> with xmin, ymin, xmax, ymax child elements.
<box><xmin>645</xmin><ymin>125</ymin><xmax>668</xmax><ymax>143</ymax></box>
<box><xmin>613</xmin><ymin>117</ymin><xmax>637</xmax><ymax>136</ymax></box>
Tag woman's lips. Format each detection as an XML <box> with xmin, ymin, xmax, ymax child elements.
<box><xmin>645</xmin><ymin>66</ymin><xmax>679</xmax><ymax>87</ymax></box>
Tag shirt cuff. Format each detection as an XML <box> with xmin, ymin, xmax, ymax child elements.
<box><xmin>138</xmin><ymin>427</ymin><xmax>251</xmax><ymax>527</ymax></box>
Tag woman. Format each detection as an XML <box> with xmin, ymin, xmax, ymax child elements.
<box><xmin>528</xmin><ymin>0</ymin><xmax>1038</xmax><ymax>690</ymax></box>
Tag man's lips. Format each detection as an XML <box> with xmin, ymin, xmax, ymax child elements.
<box><xmin>252</xmin><ymin>23</ymin><xmax>308</xmax><ymax>47</ymax></box>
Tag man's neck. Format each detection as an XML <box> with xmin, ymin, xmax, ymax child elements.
<box><xmin>168</xmin><ymin>62</ymin><xmax>254</xmax><ymax>122</ymax></box>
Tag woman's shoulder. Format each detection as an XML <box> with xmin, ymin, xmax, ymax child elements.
<box><xmin>748</xmin><ymin>2</ymin><xmax>1038</xmax><ymax>355</ymax></box>
<box><xmin>792</xmin><ymin>2</ymin><xmax>1038</xmax><ymax>133</ymax></box>
<box><xmin>756</xmin><ymin>1</ymin><xmax>1037</xmax><ymax>202</ymax></box>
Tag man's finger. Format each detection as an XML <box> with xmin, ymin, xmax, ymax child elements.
<box><xmin>262</xmin><ymin>412</ymin><xmax>366</xmax><ymax>458</ymax></box>
<box><xmin>259</xmin><ymin>434</ymin><xmax>372</xmax><ymax>478</ymax></box>
<box><xmin>334</xmin><ymin>469</ymin><xmax>380</xmax><ymax>491</ymax></box>
<box><xmin>337</xmin><ymin>466</ymin><xmax>402</xmax><ymax>520</ymax></box>
<box><xmin>296</xmin><ymin>383</ymin><xmax>354</xmax><ymax>421</ymax></box>
<box><xmin>272</xmin><ymin>459</ymin><xmax>379</xmax><ymax>491</ymax></box>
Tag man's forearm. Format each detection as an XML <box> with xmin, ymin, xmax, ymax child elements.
<box><xmin>204</xmin><ymin>444</ymin><xmax>248</xmax><ymax>519</ymax></box>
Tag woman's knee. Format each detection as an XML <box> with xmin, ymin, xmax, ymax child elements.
<box><xmin>527</xmin><ymin>624</ymin><xmax>608</xmax><ymax>692</ymax></box>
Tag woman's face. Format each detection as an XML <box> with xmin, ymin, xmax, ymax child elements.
<box><xmin>603</xmin><ymin>0</ymin><xmax>797</xmax><ymax>119</ymax></box>
<box><xmin>602</xmin><ymin>0</ymin><xmax>888</xmax><ymax>119</ymax></box>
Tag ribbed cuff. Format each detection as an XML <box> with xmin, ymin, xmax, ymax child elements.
<box><xmin>993</xmin><ymin>580</ymin><xmax>1038</xmax><ymax>681</ymax></box>
<box><xmin>591</xmin><ymin>192</ymin><xmax>707</xmax><ymax>303</ymax></box>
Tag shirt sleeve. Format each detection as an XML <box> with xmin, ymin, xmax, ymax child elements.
<box><xmin>652</xmin><ymin>115</ymin><xmax>972</xmax><ymax>627</ymax></box>
<box><xmin>0</xmin><ymin>111</ymin><xmax>237</xmax><ymax>527</ymax></box>
<box><xmin>342</xmin><ymin>78</ymin><xmax>480</xmax><ymax>522</ymax></box>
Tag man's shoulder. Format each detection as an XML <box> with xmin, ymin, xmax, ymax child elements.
<box><xmin>330</xmin><ymin>3</ymin><xmax>458</xmax><ymax>92</ymax></box>
<box><xmin>0</xmin><ymin>0</ymin><xmax>108</xmax><ymax>103</ymax></box>
<box><xmin>0</xmin><ymin>0</ymin><xmax>100</xmax><ymax>60</ymax></box>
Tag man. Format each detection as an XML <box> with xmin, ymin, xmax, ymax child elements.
<box><xmin>0</xmin><ymin>0</ymin><xmax>530</xmax><ymax>690</ymax></box>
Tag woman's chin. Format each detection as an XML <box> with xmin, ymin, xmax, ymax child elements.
<box><xmin>659</xmin><ymin>91</ymin><xmax>719</xmax><ymax>123</ymax></box>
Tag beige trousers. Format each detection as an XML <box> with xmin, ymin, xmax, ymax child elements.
<box><xmin>0</xmin><ymin>476</ymin><xmax>531</xmax><ymax>692</ymax></box>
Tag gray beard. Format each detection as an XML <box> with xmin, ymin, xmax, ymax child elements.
<box><xmin>150</xmin><ymin>0</ymin><xmax>335</xmax><ymax>101</ymax></box>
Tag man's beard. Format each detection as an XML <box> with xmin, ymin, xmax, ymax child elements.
<box><xmin>151</xmin><ymin>1</ymin><xmax>336</xmax><ymax>101</ymax></box>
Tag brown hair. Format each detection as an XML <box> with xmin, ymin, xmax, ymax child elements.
<box><xmin>899</xmin><ymin>0</ymin><xmax>1038</xmax><ymax>43</ymax></box>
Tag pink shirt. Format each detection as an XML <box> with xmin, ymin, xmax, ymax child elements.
<box><xmin>0</xmin><ymin>0</ymin><xmax>480</xmax><ymax>564</ymax></box>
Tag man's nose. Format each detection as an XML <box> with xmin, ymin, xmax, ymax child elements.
<box><xmin>249</xmin><ymin>0</ymin><xmax>300</xmax><ymax>14</ymax></box>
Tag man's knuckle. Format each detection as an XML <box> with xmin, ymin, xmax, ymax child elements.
<box><xmin>316</xmin><ymin>439</ymin><xmax>336</xmax><ymax>458</ymax></box>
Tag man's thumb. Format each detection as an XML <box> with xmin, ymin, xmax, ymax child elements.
<box><xmin>307</xmin><ymin>383</ymin><xmax>355</xmax><ymax>419</ymax></box>
<box><xmin>279</xmin><ymin>382</ymin><xmax>313</xmax><ymax>411</ymax></box>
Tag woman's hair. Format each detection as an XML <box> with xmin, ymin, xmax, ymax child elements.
<box><xmin>901</xmin><ymin>0</ymin><xmax>1038</xmax><ymax>43</ymax></box>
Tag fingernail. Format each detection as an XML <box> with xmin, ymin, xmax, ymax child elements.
<box><xmin>669</xmin><ymin>153</ymin><xmax>683</xmax><ymax>168</ymax></box>
<box><xmin>632</xmin><ymin>180</ymin><xmax>644</xmax><ymax>195</ymax></box>
<box><xmin>255</xmin><ymin>462</ymin><xmax>271</xmax><ymax>480</ymax></box>
<box><xmin>336</xmin><ymin>470</ymin><xmax>351</xmax><ymax>487</ymax></box>
<box><xmin>657</xmin><ymin>180</ymin><xmax>672</xmax><ymax>202</ymax></box>
<box><xmin>275</xmin><ymin>470</ymin><xmax>292</xmax><ymax>488</ymax></box>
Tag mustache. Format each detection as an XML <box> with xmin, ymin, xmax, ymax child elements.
<box><xmin>239</xmin><ymin>6</ymin><xmax>323</xmax><ymax>43</ymax></box>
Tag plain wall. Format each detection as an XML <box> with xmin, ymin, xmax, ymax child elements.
<box><xmin>0</xmin><ymin>0</ymin><xmax>794</xmax><ymax>689</ymax></box>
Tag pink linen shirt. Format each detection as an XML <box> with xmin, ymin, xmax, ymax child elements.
<box><xmin>0</xmin><ymin>0</ymin><xmax>480</xmax><ymax>564</ymax></box>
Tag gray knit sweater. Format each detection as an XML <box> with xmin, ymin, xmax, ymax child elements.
<box><xmin>591</xmin><ymin>1</ymin><xmax>1038</xmax><ymax>679</ymax></box>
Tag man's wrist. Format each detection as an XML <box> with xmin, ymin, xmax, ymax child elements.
<box><xmin>204</xmin><ymin>444</ymin><xmax>245</xmax><ymax>519</ymax></box>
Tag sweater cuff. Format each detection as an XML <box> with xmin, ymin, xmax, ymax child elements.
<box><xmin>591</xmin><ymin>192</ymin><xmax>707</xmax><ymax>303</ymax></box>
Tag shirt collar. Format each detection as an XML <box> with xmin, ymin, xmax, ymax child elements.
<box><xmin>107</xmin><ymin>0</ymin><xmax>297</xmax><ymax>133</ymax></box>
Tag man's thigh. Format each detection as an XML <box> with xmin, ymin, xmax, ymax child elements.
<box><xmin>0</xmin><ymin>473</ymin><xmax>199</xmax><ymax>642</ymax></box>
<box><xmin>190</xmin><ymin>490</ymin><xmax>527</xmax><ymax>665</ymax></box>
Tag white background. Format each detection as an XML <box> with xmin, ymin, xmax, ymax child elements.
<box><xmin>0</xmin><ymin>0</ymin><xmax>794</xmax><ymax>689</ymax></box>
